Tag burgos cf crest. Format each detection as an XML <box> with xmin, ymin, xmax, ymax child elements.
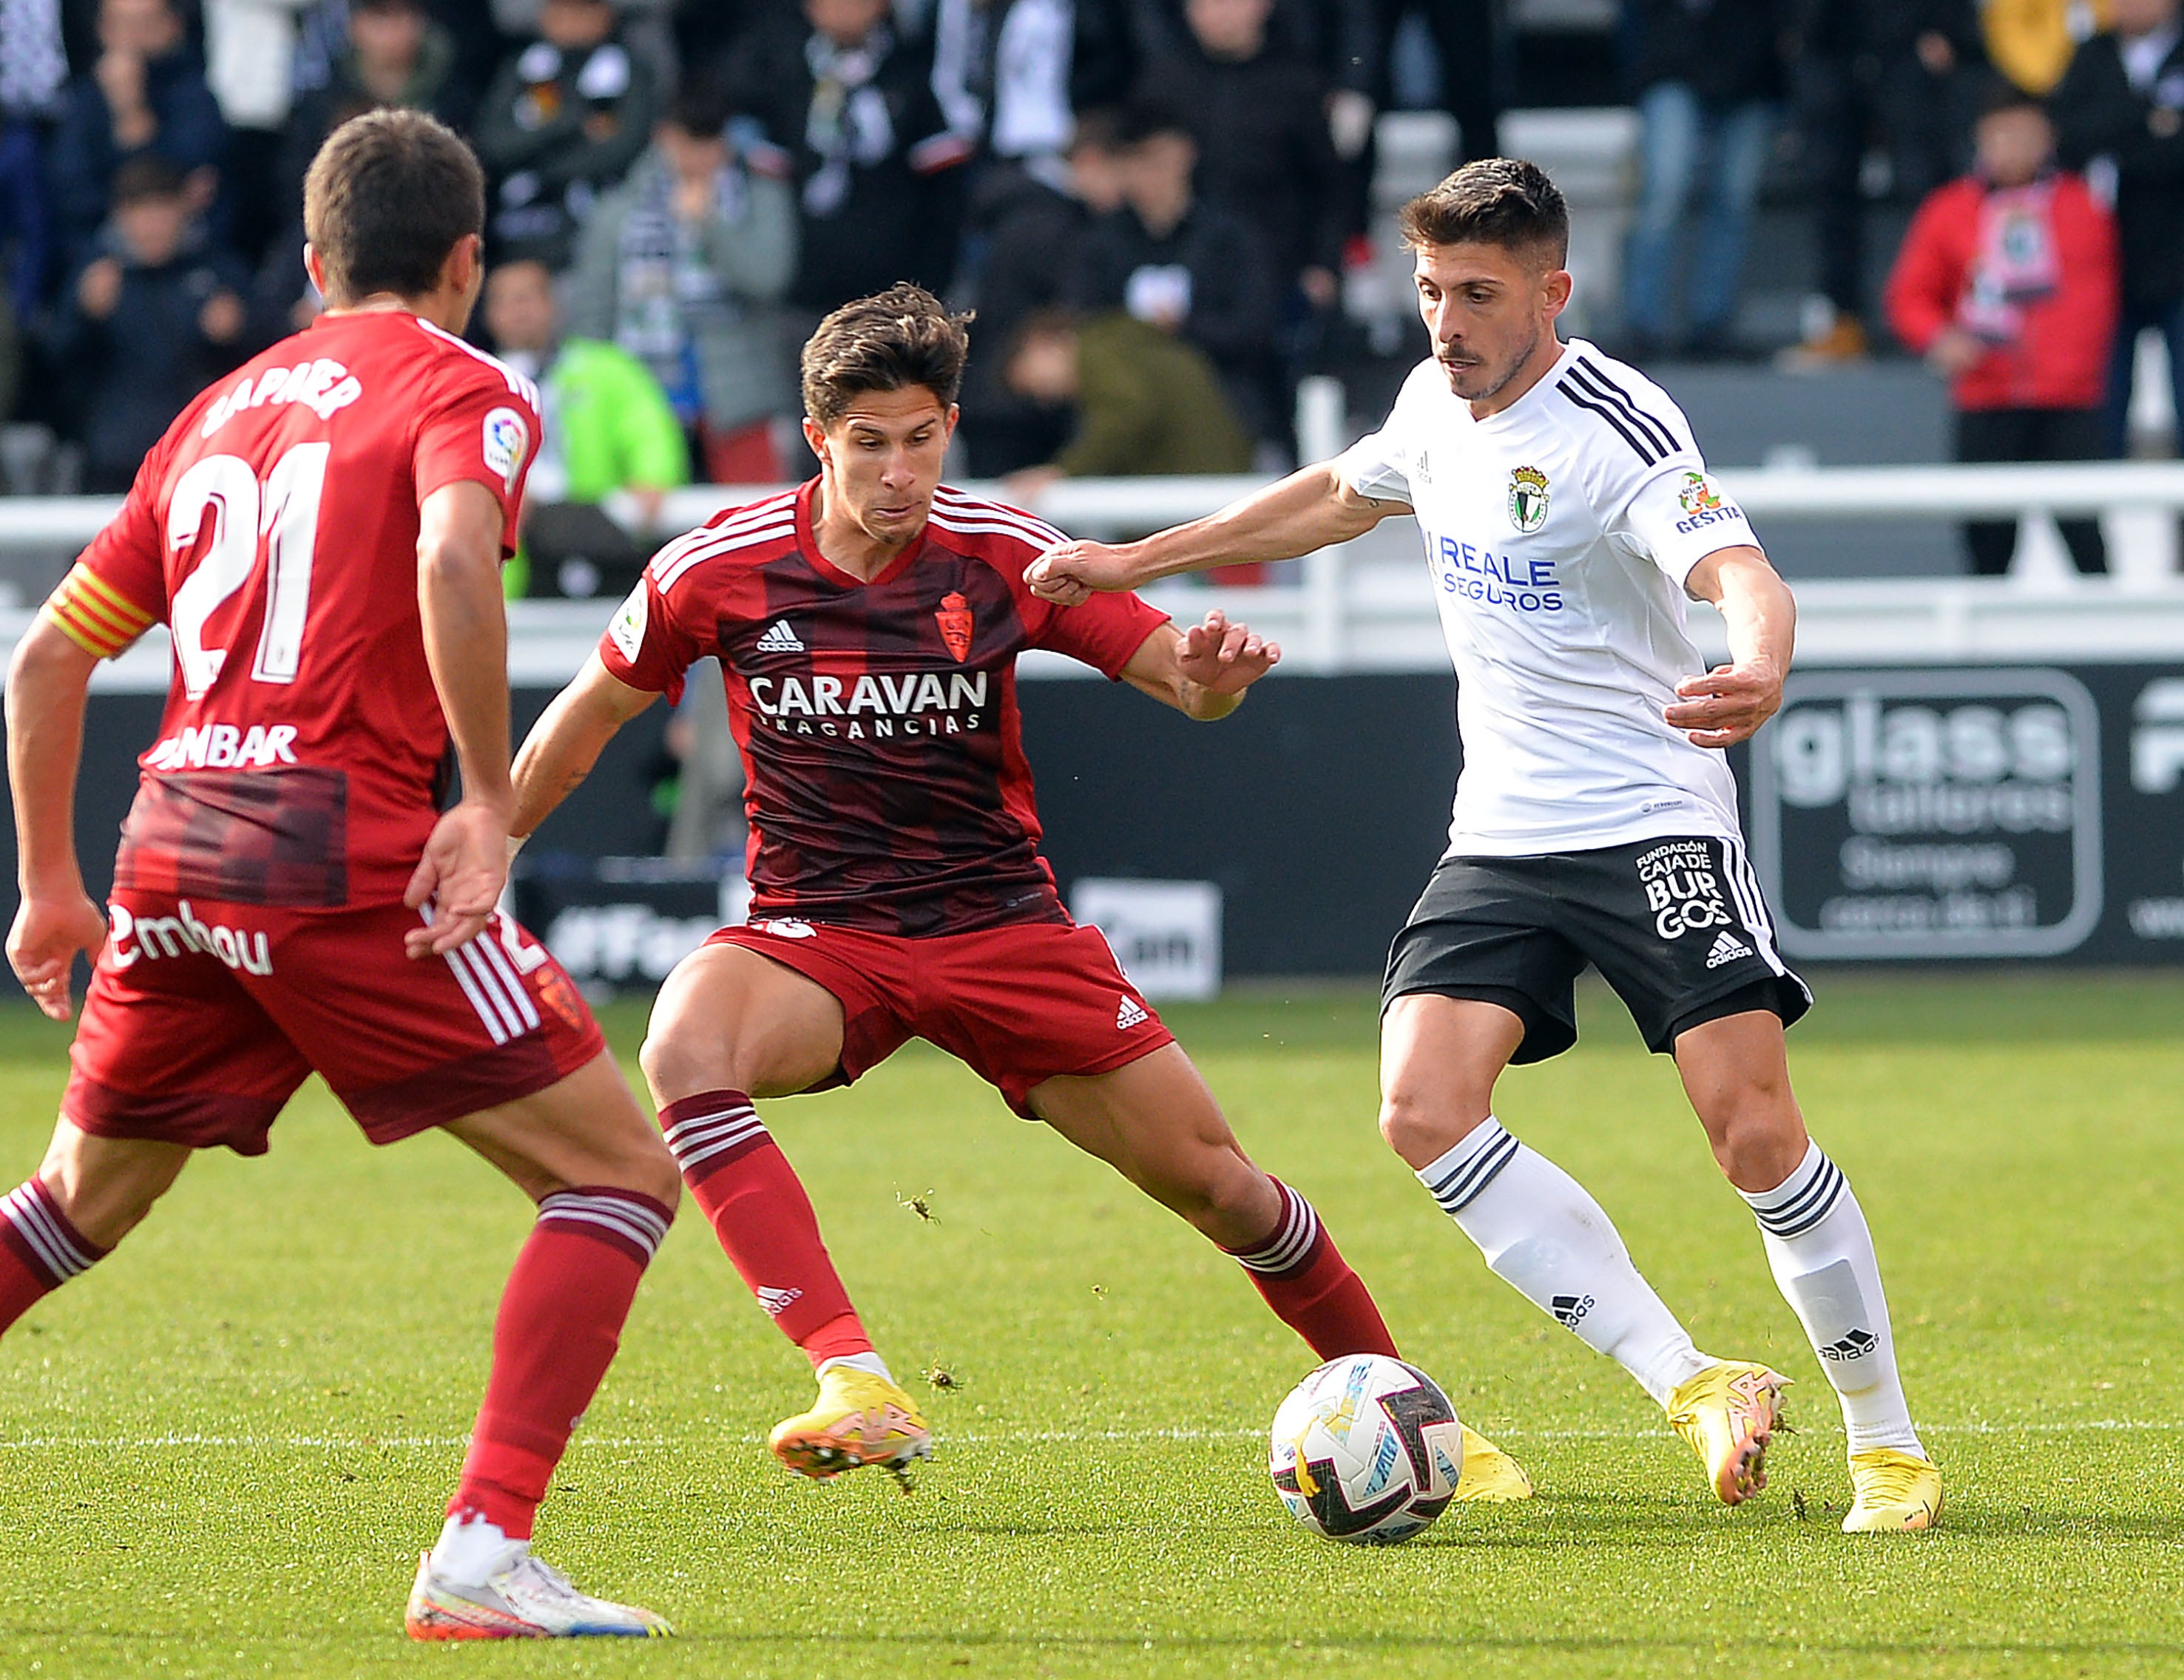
<box><xmin>1677</xmin><ymin>471</ymin><xmax>1723</xmax><ymax>515</ymax></box>
<box><xmin>1507</xmin><ymin>466</ymin><xmax>1549</xmax><ymax>533</ymax></box>
<box><xmin>936</xmin><ymin>591</ymin><xmax>973</xmax><ymax>662</ymax></box>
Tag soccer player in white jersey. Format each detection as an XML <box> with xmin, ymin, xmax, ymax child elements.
<box><xmin>1028</xmin><ymin>158</ymin><xmax>1941</xmax><ymax>1532</ymax></box>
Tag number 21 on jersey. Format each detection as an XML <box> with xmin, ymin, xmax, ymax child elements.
<box><xmin>166</xmin><ymin>442</ymin><xmax>330</xmax><ymax>700</ymax></box>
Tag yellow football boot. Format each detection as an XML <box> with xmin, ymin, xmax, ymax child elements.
<box><xmin>1452</xmin><ymin>1423</ymin><xmax>1534</xmax><ymax>1503</ymax></box>
<box><xmin>1667</xmin><ymin>1361</ymin><xmax>1789</xmax><ymax>1505</ymax></box>
<box><xmin>768</xmin><ymin>1365</ymin><xmax>933</xmax><ymax>1483</ymax></box>
<box><xmin>1842</xmin><ymin>1448</ymin><xmax>1943</xmax><ymax>1532</ymax></box>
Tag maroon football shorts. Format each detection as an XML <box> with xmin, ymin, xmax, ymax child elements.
<box><xmin>703</xmin><ymin>913</ymin><xmax>1175</xmax><ymax>1117</ymax></box>
<box><xmin>64</xmin><ymin>891</ymin><xmax>605</xmax><ymax>1154</ymax></box>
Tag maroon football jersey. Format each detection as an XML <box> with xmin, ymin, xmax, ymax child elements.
<box><xmin>598</xmin><ymin>482</ymin><xmax>1170</xmax><ymax>935</ymax></box>
<box><xmin>47</xmin><ymin>311</ymin><xmax>541</xmax><ymax>906</ymax></box>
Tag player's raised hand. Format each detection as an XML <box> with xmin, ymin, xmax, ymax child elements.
<box><xmin>1666</xmin><ymin>658</ymin><xmax>1782</xmax><ymax>749</ymax></box>
<box><xmin>1026</xmin><ymin>540</ymin><xmax>1137</xmax><ymax>606</ymax></box>
<box><xmin>7</xmin><ymin>891</ymin><xmax>107</xmax><ymax>1020</ymax></box>
<box><xmin>405</xmin><ymin>798</ymin><xmax>511</xmax><ymax>957</ymax></box>
<box><xmin>1176</xmin><ymin>609</ymin><xmax>1280</xmax><ymax>697</ymax></box>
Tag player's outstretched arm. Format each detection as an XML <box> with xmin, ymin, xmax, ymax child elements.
<box><xmin>1669</xmin><ymin>546</ymin><xmax>1796</xmax><ymax>750</ymax></box>
<box><xmin>1025</xmin><ymin>463</ymin><xmax>1406</xmax><ymax>606</ymax></box>
<box><xmin>1118</xmin><ymin>609</ymin><xmax>1281</xmax><ymax>722</ymax></box>
<box><xmin>408</xmin><ymin>480</ymin><xmax>521</xmax><ymax>958</ymax></box>
<box><xmin>4</xmin><ymin>620</ymin><xmax>107</xmax><ymax>1018</ymax></box>
<box><xmin>510</xmin><ymin>652</ymin><xmax>660</xmax><ymax>843</ymax></box>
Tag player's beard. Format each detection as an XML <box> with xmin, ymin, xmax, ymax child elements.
<box><xmin>1439</xmin><ymin>321</ymin><xmax>1540</xmax><ymax>404</ymax></box>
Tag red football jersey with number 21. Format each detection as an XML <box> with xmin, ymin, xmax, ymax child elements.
<box><xmin>44</xmin><ymin>311</ymin><xmax>540</xmax><ymax>907</ymax></box>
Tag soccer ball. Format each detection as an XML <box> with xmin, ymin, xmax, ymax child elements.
<box><xmin>1267</xmin><ymin>1355</ymin><xmax>1463</xmax><ymax>1545</ymax></box>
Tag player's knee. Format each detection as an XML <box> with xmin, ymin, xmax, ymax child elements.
<box><xmin>1376</xmin><ymin>1089</ymin><xmax>1487</xmax><ymax>1170</ymax></box>
<box><xmin>636</xmin><ymin>1023</ymin><xmax>720</xmax><ymax>1105</ymax></box>
<box><xmin>1700</xmin><ymin>1082</ymin><xmax>1805</xmax><ymax>1193</ymax></box>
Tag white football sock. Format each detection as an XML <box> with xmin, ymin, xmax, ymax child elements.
<box><xmin>817</xmin><ymin>1351</ymin><xmax>894</xmax><ymax>1383</ymax></box>
<box><xmin>1741</xmin><ymin>1140</ymin><xmax>1923</xmax><ymax>1456</ymax></box>
<box><xmin>429</xmin><ymin>1513</ymin><xmax>527</xmax><ymax>1588</ymax></box>
<box><xmin>1417</xmin><ymin>1117</ymin><xmax>1714</xmax><ymax>1407</ymax></box>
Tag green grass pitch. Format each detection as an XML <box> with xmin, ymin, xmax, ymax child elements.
<box><xmin>1</xmin><ymin>972</ymin><xmax>2181</xmax><ymax>1679</ymax></box>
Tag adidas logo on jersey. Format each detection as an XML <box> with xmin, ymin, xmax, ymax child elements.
<box><xmin>755</xmin><ymin>619</ymin><xmax>805</xmax><ymax>654</ymax></box>
<box><xmin>1116</xmin><ymin>996</ymin><xmax>1150</xmax><ymax>1030</ymax></box>
<box><xmin>756</xmin><ymin>1286</ymin><xmax>805</xmax><ymax>1318</ymax></box>
<box><xmin>1705</xmin><ymin>930</ymin><xmax>1753</xmax><ymax>969</ymax></box>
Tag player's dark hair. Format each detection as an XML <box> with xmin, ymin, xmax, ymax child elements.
<box><xmin>801</xmin><ymin>283</ymin><xmax>974</xmax><ymax>425</ymax></box>
<box><xmin>1398</xmin><ymin>157</ymin><xmax>1569</xmax><ymax>270</ymax></box>
<box><xmin>1980</xmin><ymin>77</ymin><xmax>2048</xmax><ymax>122</ymax></box>
<box><xmin>304</xmin><ymin>109</ymin><xmax>484</xmax><ymax>305</ymax></box>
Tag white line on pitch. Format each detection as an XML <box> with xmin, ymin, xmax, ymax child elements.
<box><xmin>0</xmin><ymin>1418</ymin><xmax>2176</xmax><ymax>1452</ymax></box>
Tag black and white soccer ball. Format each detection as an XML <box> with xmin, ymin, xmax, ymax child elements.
<box><xmin>1268</xmin><ymin>1355</ymin><xmax>1463</xmax><ymax>1545</ymax></box>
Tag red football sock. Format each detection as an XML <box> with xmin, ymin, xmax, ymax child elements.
<box><xmin>656</xmin><ymin>1091</ymin><xmax>872</xmax><ymax>1369</ymax></box>
<box><xmin>1227</xmin><ymin>1179</ymin><xmax>1400</xmax><ymax>1361</ymax></box>
<box><xmin>0</xmin><ymin>1179</ymin><xmax>108</xmax><ymax>1335</ymax></box>
<box><xmin>447</xmin><ymin>1187</ymin><xmax>672</xmax><ymax>1541</ymax></box>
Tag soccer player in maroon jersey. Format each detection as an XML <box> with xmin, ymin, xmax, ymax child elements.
<box><xmin>1</xmin><ymin>112</ymin><xmax>681</xmax><ymax>1638</ymax></box>
<box><xmin>510</xmin><ymin>284</ymin><xmax>1527</xmax><ymax>1498</ymax></box>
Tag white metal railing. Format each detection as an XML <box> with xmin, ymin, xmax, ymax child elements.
<box><xmin>5</xmin><ymin>461</ymin><xmax>2184</xmax><ymax>691</ymax></box>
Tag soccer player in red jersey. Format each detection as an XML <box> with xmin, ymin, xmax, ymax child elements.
<box><xmin>1</xmin><ymin>112</ymin><xmax>682</xmax><ymax>1638</ymax></box>
<box><xmin>510</xmin><ymin>284</ymin><xmax>1528</xmax><ymax>1500</ymax></box>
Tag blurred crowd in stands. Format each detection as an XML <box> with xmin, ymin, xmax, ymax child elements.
<box><xmin>0</xmin><ymin>0</ymin><xmax>2179</xmax><ymax>582</ymax></box>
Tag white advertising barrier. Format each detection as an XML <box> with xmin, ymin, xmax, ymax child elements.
<box><xmin>1069</xmin><ymin>878</ymin><xmax>1223</xmax><ymax>1000</ymax></box>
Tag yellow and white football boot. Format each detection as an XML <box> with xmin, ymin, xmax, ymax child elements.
<box><xmin>1667</xmin><ymin>1361</ymin><xmax>1790</xmax><ymax>1505</ymax></box>
<box><xmin>1842</xmin><ymin>1448</ymin><xmax>1943</xmax><ymax>1532</ymax></box>
<box><xmin>1452</xmin><ymin>1423</ymin><xmax>1534</xmax><ymax>1503</ymax></box>
<box><xmin>768</xmin><ymin>1364</ymin><xmax>933</xmax><ymax>1483</ymax></box>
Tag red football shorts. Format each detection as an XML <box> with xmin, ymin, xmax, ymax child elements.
<box><xmin>704</xmin><ymin>913</ymin><xmax>1175</xmax><ymax>1117</ymax></box>
<box><xmin>64</xmin><ymin>891</ymin><xmax>606</xmax><ymax>1155</ymax></box>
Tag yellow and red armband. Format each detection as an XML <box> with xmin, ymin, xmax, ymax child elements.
<box><xmin>41</xmin><ymin>563</ymin><xmax>156</xmax><ymax>660</ymax></box>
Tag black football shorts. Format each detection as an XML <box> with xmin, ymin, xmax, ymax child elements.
<box><xmin>1383</xmin><ymin>833</ymin><xmax>1812</xmax><ymax>1063</ymax></box>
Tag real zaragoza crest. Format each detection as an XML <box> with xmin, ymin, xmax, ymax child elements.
<box><xmin>1507</xmin><ymin>466</ymin><xmax>1549</xmax><ymax>533</ymax></box>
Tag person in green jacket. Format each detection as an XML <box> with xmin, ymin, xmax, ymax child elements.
<box><xmin>484</xmin><ymin>257</ymin><xmax>689</xmax><ymax>596</ymax></box>
<box><xmin>1000</xmin><ymin>308</ymin><xmax>1254</xmax><ymax>504</ymax></box>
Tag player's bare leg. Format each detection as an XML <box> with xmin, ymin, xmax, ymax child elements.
<box><xmin>1674</xmin><ymin>1012</ymin><xmax>1938</xmax><ymax>1531</ymax></box>
<box><xmin>1381</xmin><ymin>994</ymin><xmax>1765</xmax><ymax>1501</ymax></box>
<box><xmin>406</xmin><ymin>1051</ymin><xmax>680</xmax><ymax>1638</ymax></box>
<box><xmin>0</xmin><ymin>1124</ymin><xmax>189</xmax><ymax>1335</ymax></box>
<box><xmin>1028</xmin><ymin>1046</ymin><xmax>1399</xmax><ymax>1356</ymax></box>
<box><xmin>639</xmin><ymin>942</ymin><xmax>929</xmax><ymax>1483</ymax></box>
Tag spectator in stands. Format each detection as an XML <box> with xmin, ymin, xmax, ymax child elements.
<box><xmin>474</xmin><ymin>0</ymin><xmax>657</xmax><ymax>270</ymax></box>
<box><xmin>1135</xmin><ymin>0</ymin><xmax>1345</xmax><ymax>319</ymax></box>
<box><xmin>1783</xmin><ymin>0</ymin><xmax>1984</xmax><ymax>366</ymax></box>
<box><xmin>567</xmin><ymin>78</ymin><xmax>799</xmax><ymax>482</ymax></box>
<box><xmin>726</xmin><ymin>0</ymin><xmax>976</xmax><ymax>312</ymax></box>
<box><xmin>958</xmin><ymin>106</ymin><xmax>1129</xmax><ymax>474</ymax></box>
<box><xmin>47</xmin><ymin>154</ymin><xmax>248</xmax><ymax>492</ymax></box>
<box><xmin>200</xmin><ymin>0</ymin><xmax>321</xmax><ymax>267</ymax></box>
<box><xmin>1000</xmin><ymin>307</ymin><xmax>1252</xmax><ymax>497</ymax></box>
<box><xmin>1069</xmin><ymin>101</ymin><xmax>1281</xmax><ymax>441</ymax></box>
<box><xmin>1984</xmin><ymin>0</ymin><xmax>2094</xmax><ymax>96</ymax></box>
<box><xmin>2</xmin><ymin>0</ymin><xmax>67</xmax><ymax>321</ymax></box>
<box><xmin>277</xmin><ymin>0</ymin><xmax>476</xmax><ymax>219</ymax></box>
<box><xmin>2051</xmin><ymin>0</ymin><xmax>2184</xmax><ymax>457</ymax></box>
<box><xmin>1620</xmin><ymin>0</ymin><xmax>1785</xmax><ymax>362</ymax></box>
<box><xmin>924</xmin><ymin>0</ymin><xmax>1137</xmax><ymax>169</ymax></box>
<box><xmin>47</xmin><ymin>0</ymin><xmax>229</xmax><ymax>270</ymax></box>
<box><xmin>1887</xmin><ymin>87</ymin><xmax>2116</xmax><ymax>575</ymax></box>
<box><xmin>483</xmin><ymin>257</ymin><xmax>689</xmax><ymax>596</ymax></box>
<box><xmin>1375</xmin><ymin>0</ymin><xmax>1498</xmax><ymax>162</ymax></box>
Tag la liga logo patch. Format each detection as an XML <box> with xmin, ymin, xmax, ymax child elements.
<box><xmin>482</xmin><ymin>406</ymin><xmax>530</xmax><ymax>491</ymax></box>
<box><xmin>936</xmin><ymin>591</ymin><xmax>972</xmax><ymax>662</ymax></box>
<box><xmin>1507</xmin><ymin>465</ymin><xmax>1549</xmax><ymax>533</ymax></box>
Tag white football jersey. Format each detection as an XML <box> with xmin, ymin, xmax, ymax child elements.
<box><xmin>1338</xmin><ymin>338</ymin><xmax>1759</xmax><ymax>858</ymax></box>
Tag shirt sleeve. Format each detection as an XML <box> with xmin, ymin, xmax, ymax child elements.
<box><xmin>44</xmin><ymin>450</ymin><xmax>168</xmax><ymax>657</ymax></box>
<box><xmin>1032</xmin><ymin>588</ymin><xmax>1171</xmax><ymax>679</ymax></box>
<box><xmin>1333</xmin><ymin>364</ymin><xmax>1424</xmax><ymax>504</ymax></box>
<box><xmin>596</xmin><ymin>561</ymin><xmax>709</xmax><ymax>705</ymax></box>
<box><xmin>1608</xmin><ymin>458</ymin><xmax>1759</xmax><ymax>588</ymax></box>
<box><xmin>412</xmin><ymin>362</ymin><xmax>543</xmax><ymax>558</ymax></box>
